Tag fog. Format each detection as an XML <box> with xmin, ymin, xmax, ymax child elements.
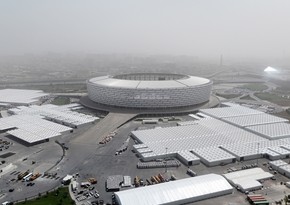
<box><xmin>0</xmin><ymin>0</ymin><xmax>290</xmax><ymax>61</ymax></box>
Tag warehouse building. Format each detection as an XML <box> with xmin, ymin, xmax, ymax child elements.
<box><xmin>115</xmin><ymin>174</ymin><xmax>233</xmax><ymax>205</ymax></box>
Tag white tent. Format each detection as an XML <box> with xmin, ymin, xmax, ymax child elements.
<box><xmin>115</xmin><ymin>174</ymin><xmax>233</xmax><ymax>205</ymax></box>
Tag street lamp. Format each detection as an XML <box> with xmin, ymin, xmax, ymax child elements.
<box><xmin>165</xmin><ymin>147</ymin><xmax>168</xmax><ymax>173</ymax></box>
<box><xmin>257</xmin><ymin>142</ymin><xmax>260</xmax><ymax>165</ymax></box>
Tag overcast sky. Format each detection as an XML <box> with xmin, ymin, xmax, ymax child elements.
<box><xmin>0</xmin><ymin>0</ymin><xmax>289</xmax><ymax>60</ymax></box>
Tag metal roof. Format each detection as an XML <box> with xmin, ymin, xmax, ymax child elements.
<box><xmin>115</xmin><ymin>174</ymin><xmax>233</xmax><ymax>205</ymax></box>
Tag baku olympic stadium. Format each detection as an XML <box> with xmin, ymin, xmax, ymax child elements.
<box><xmin>81</xmin><ymin>73</ymin><xmax>218</xmax><ymax>114</ymax></box>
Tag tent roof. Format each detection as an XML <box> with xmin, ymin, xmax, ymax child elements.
<box><xmin>115</xmin><ymin>174</ymin><xmax>232</xmax><ymax>205</ymax></box>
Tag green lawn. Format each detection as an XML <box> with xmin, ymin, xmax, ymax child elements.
<box><xmin>255</xmin><ymin>92</ymin><xmax>290</xmax><ymax>106</ymax></box>
<box><xmin>51</xmin><ymin>97</ymin><xmax>70</xmax><ymax>105</ymax></box>
<box><xmin>17</xmin><ymin>187</ymin><xmax>75</xmax><ymax>205</ymax></box>
<box><xmin>240</xmin><ymin>83</ymin><xmax>268</xmax><ymax>91</ymax></box>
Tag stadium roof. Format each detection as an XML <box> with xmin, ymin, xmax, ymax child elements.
<box><xmin>115</xmin><ymin>174</ymin><xmax>233</xmax><ymax>205</ymax></box>
<box><xmin>89</xmin><ymin>75</ymin><xmax>211</xmax><ymax>89</ymax></box>
<box><xmin>0</xmin><ymin>89</ymin><xmax>48</xmax><ymax>105</ymax></box>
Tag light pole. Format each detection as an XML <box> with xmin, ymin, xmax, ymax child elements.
<box><xmin>257</xmin><ymin>142</ymin><xmax>260</xmax><ymax>165</ymax></box>
<box><xmin>165</xmin><ymin>147</ymin><xmax>168</xmax><ymax>173</ymax></box>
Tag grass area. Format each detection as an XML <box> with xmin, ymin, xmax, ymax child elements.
<box><xmin>255</xmin><ymin>92</ymin><xmax>290</xmax><ymax>106</ymax></box>
<box><xmin>51</xmin><ymin>97</ymin><xmax>71</xmax><ymax>105</ymax></box>
<box><xmin>215</xmin><ymin>93</ymin><xmax>241</xmax><ymax>99</ymax></box>
<box><xmin>240</xmin><ymin>83</ymin><xmax>268</xmax><ymax>91</ymax></box>
<box><xmin>240</xmin><ymin>95</ymin><xmax>256</xmax><ymax>101</ymax></box>
<box><xmin>17</xmin><ymin>187</ymin><xmax>75</xmax><ymax>205</ymax></box>
<box><xmin>4</xmin><ymin>83</ymin><xmax>86</xmax><ymax>93</ymax></box>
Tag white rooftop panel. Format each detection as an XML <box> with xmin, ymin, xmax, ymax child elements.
<box><xmin>8</xmin><ymin>128</ymin><xmax>60</xmax><ymax>143</ymax></box>
<box><xmin>0</xmin><ymin>121</ymin><xmax>15</xmax><ymax>130</ymax></box>
<box><xmin>177</xmin><ymin>151</ymin><xmax>200</xmax><ymax>161</ymax></box>
<box><xmin>9</xmin><ymin>104</ymin><xmax>99</xmax><ymax>127</ymax></box>
<box><xmin>279</xmin><ymin>164</ymin><xmax>290</xmax><ymax>173</ymax></box>
<box><xmin>0</xmin><ymin>89</ymin><xmax>48</xmax><ymax>104</ymax></box>
<box><xmin>200</xmin><ymin>105</ymin><xmax>263</xmax><ymax>118</ymax></box>
<box><xmin>132</xmin><ymin>117</ymin><xmax>267</xmax><ymax>160</ymax></box>
<box><xmin>269</xmin><ymin>160</ymin><xmax>288</xmax><ymax>168</ymax></box>
<box><xmin>223</xmin><ymin>168</ymin><xmax>273</xmax><ymax>182</ymax></box>
<box><xmin>115</xmin><ymin>174</ymin><xmax>233</xmax><ymax>205</ymax></box>
<box><xmin>177</xmin><ymin>121</ymin><xmax>198</xmax><ymax>126</ymax></box>
<box><xmin>268</xmin><ymin>147</ymin><xmax>290</xmax><ymax>155</ymax></box>
<box><xmin>223</xmin><ymin>114</ymin><xmax>288</xmax><ymax>127</ymax></box>
<box><xmin>265</xmin><ymin>149</ymin><xmax>280</xmax><ymax>157</ymax></box>
<box><xmin>193</xmin><ymin>147</ymin><xmax>235</xmax><ymax>163</ymax></box>
<box><xmin>246</xmin><ymin>123</ymin><xmax>290</xmax><ymax>140</ymax></box>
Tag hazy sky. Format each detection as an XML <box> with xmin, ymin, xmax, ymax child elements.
<box><xmin>1</xmin><ymin>0</ymin><xmax>290</xmax><ymax>59</ymax></box>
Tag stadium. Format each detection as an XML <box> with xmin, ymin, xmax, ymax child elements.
<box><xmin>82</xmin><ymin>73</ymin><xmax>215</xmax><ymax>113</ymax></box>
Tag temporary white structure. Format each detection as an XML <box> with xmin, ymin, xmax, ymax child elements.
<box><xmin>9</xmin><ymin>104</ymin><xmax>98</xmax><ymax>128</ymax></box>
<box><xmin>246</xmin><ymin>123</ymin><xmax>290</xmax><ymax>140</ymax></box>
<box><xmin>176</xmin><ymin>151</ymin><xmax>200</xmax><ymax>166</ymax></box>
<box><xmin>200</xmin><ymin>104</ymin><xmax>263</xmax><ymax>118</ymax></box>
<box><xmin>132</xmin><ymin>103</ymin><xmax>290</xmax><ymax>164</ymax></box>
<box><xmin>0</xmin><ymin>89</ymin><xmax>48</xmax><ymax>105</ymax></box>
<box><xmin>269</xmin><ymin>160</ymin><xmax>288</xmax><ymax>171</ymax></box>
<box><xmin>115</xmin><ymin>174</ymin><xmax>233</xmax><ymax>205</ymax></box>
<box><xmin>1</xmin><ymin>103</ymin><xmax>98</xmax><ymax>144</ymax></box>
<box><xmin>223</xmin><ymin>168</ymin><xmax>273</xmax><ymax>192</ymax></box>
<box><xmin>222</xmin><ymin>113</ymin><xmax>288</xmax><ymax>127</ymax></box>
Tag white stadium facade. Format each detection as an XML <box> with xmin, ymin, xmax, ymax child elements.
<box><xmin>85</xmin><ymin>73</ymin><xmax>213</xmax><ymax>110</ymax></box>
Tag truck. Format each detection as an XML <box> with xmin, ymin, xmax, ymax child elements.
<box><xmin>88</xmin><ymin>178</ymin><xmax>97</xmax><ymax>184</ymax></box>
<box><xmin>22</xmin><ymin>173</ymin><xmax>33</xmax><ymax>181</ymax></box>
<box><xmin>18</xmin><ymin>170</ymin><xmax>29</xmax><ymax>180</ymax></box>
<box><xmin>30</xmin><ymin>173</ymin><xmax>41</xmax><ymax>181</ymax></box>
<box><xmin>134</xmin><ymin>176</ymin><xmax>140</xmax><ymax>187</ymax></box>
<box><xmin>186</xmin><ymin>169</ymin><xmax>196</xmax><ymax>177</ymax></box>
